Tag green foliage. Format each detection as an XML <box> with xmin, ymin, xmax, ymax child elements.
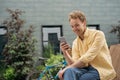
<box><xmin>46</xmin><ymin>54</ymin><xmax>63</xmax><ymax>65</ymax></box>
<box><xmin>36</xmin><ymin>53</ymin><xmax>63</xmax><ymax>79</ymax></box>
<box><xmin>36</xmin><ymin>54</ymin><xmax>63</xmax><ymax>69</ymax></box>
<box><xmin>0</xmin><ymin>64</ymin><xmax>6</xmax><ymax>80</ymax></box>
<box><xmin>36</xmin><ymin>65</ymin><xmax>45</xmax><ymax>71</ymax></box>
<box><xmin>3</xmin><ymin>67</ymin><xmax>16</xmax><ymax>80</ymax></box>
<box><xmin>40</xmin><ymin>44</ymin><xmax>64</xmax><ymax>77</ymax></box>
<box><xmin>1</xmin><ymin>9</ymin><xmax>37</xmax><ymax>80</ymax></box>
<box><xmin>42</xmin><ymin>44</ymin><xmax>54</xmax><ymax>58</ymax></box>
<box><xmin>45</xmin><ymin>54</ymin><xmax>64</xmax><ymax>78</ymax></box>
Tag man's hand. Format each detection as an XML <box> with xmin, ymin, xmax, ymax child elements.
<box><xmin>58</xmin><ymin>69</ymin><xmax>64</xmax><ymax>80</ymax></box>
<box><xmin>58</xmin><ymin>66</ymin><xmax>72</xmax><ymax>80</ymax></box>
<box><xmin>60</xmin><ymin>42</ymin><xmax>70</xmax><ymax>54</ymax></box>
<box><xmin>58</xmin><ymin>67</ymin><xmax>69</xmax><ymax>80</ymax></box>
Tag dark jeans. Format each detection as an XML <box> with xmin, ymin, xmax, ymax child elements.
<box><xmin>63</xmin><ymin>66</ymin><xmax>100</xmax><ymax>80</ymax></box>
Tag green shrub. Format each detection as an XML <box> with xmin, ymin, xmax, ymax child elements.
<box><xmin>1</xmin><ymin>9</ymin><xmax>37</xmax><ymax>80</ymax></box>
<box><xmin>42</xmin><ymin>44</ymin><xmax>54</xmax><ymax>58</ymax></box>
<box><xmin>37</xmin><ymin>54</ymin><xmax>63</xmax><ymax>78</ymax></box>
<box><xmin>3</xmin><ymin>67</ymin><xmax>16</xmax><ymax>80</ymax></box>
<box><xmin>46</xmin><ymin>54</ymin><xmax>64</xmax><ymax>77</ymax></box>
<box><xmin>46</xmin><ymin>54</ymin><xmax>63</xmax><ymax>65</ymax></box>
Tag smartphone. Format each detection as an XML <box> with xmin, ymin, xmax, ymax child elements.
<box><xmin>59</xmin><ymin>36</ymin><xmax>67</xmax><ymax>43</ymax></box>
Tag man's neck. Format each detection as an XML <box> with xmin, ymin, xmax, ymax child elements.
<box><xmin>79</xmin><ymin>35</ymin><xmax>84</xmax><ymax>40</ymax></box>
<box><xmin>79</xmin><ymin>28</ymin><xmax>86</xmax><ymax>40</ymax></box>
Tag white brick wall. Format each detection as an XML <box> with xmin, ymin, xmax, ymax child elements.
<box><xmin>0</xmin><ymin>0</ymin><xmax>120</xmax><ymax>55</ymax></box>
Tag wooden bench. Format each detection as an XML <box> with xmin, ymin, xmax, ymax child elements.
<box><xmin>110</xmin><ymin>44</ymin><xmax>120</xmax><ymax>80</ymax></box>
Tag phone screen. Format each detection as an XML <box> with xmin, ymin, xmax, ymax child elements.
<box><xmin>59</xmin><ymin>37</ymin><xmax>67</xmax><ymax>43</ymax></box>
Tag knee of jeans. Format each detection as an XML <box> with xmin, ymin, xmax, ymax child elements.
<box><xmin>64</xmin><ymin>68</ymin><xmax>74</xmax><ymax>74</ymax></box>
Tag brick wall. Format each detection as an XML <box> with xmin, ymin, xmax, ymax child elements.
<box><xmin>0</xmin><ymin>0</ymin><xmax>120</xmax><ymax>55</ymax></box>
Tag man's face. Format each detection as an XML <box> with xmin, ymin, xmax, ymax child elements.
<box><xmin>69</xmin><ymin>18</ymin><xmax>86</xmax><ymax>36</ymax></box>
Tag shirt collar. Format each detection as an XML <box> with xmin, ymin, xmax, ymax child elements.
<box><xmin>77</xmin><ymin>28</ymin><xmax>89</xmax><ymax>40</ymax></box>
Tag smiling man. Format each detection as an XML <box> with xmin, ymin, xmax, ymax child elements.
<box><xmin>58</xmin><ymin>10</ymin><xmax>116</xmax><ymax>80</ymax></box>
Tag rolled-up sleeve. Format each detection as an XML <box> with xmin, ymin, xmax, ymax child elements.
<box><xmin>79</xmin><ymin>31</ymin><xmax>105</xmax><ymax>63</ymax></box>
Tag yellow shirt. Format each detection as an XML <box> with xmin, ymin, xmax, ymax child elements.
<box><xmin>72</xmin><ymin>28</ymin><xmax>116</xmax><ymax>80</ymax></box>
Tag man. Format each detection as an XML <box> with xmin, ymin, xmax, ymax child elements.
<box><xmin>58</xmin><ymin>10</ymin><xmax>116</xmax><ymax>80</ymax></box>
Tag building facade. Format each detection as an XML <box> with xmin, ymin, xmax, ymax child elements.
<box><xmin>0</xmin><ymin>0</ymin><xmax>120</xmax><ymax>56</ymax></box>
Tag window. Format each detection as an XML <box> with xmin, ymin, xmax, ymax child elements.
<box><xmin>41</xmin><ymin>25</ymin><xmax>63</xmax><ymax>54</ymax></box>
<box><xmin>0</xmin><ymin>26</ymin><xmax>7</xmax><ymax>59</ymax></box>
<box><xmin>87</xmin><ymin>24</ymin><xmax>100</xmax><ymax>30</ymax></box>
<box><xmin>0</xmin><ymin>26</ymin><xmax>7</xmax><ymax>35</ymax></box>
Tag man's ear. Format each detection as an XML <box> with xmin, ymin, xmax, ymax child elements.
<box><xmin>83</xmin><ymin>21</ymin><xmax>86</xmax><ymax>26</ymax></box>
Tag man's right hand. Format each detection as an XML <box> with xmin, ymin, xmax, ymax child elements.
<box><xmin>60</xmin><ymin>42</ymin><xmax>70</xmax><ymax>54</ymax></box>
